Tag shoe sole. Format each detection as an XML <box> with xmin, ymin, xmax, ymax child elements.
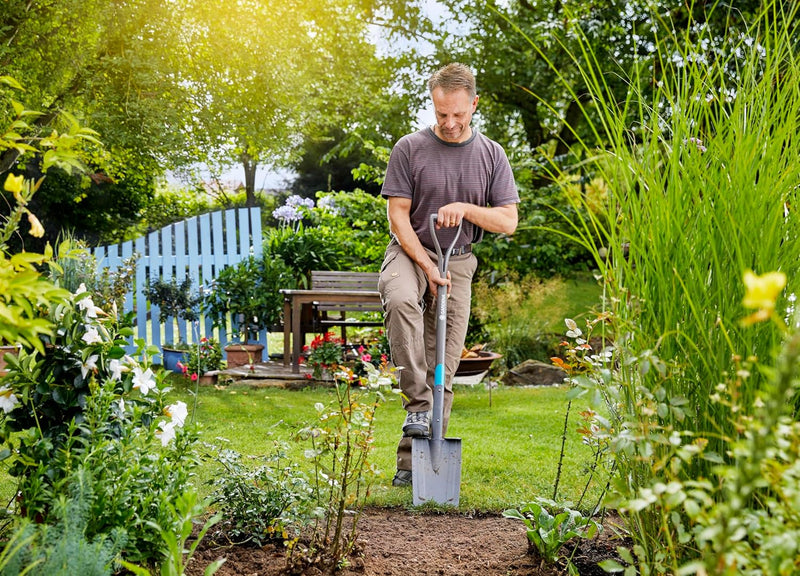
<box><xmin>392</xmin><ymin>472</ymin><xmax>413</xmax><ymax>487</ymax></box>
<box><xmin>402</xmin><ymin>425</ymin><xmax>430</xmax><ymax>438</ymax></box>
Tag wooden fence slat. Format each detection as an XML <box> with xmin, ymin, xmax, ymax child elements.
<box><xmin>173</xmin><ymin>220</ymin><xmax>189</xmax><ymax>344</ymax></box>
<box><xmin>134</xmin><ymin>236</ymin><xmax>146</xmax><ymax>350</ymax></box>
<box><xmin>224</xmin><ymin>209</ymin><xmax>237</xmax><ymax>265</ymax></box>
<box><xmin>121</xmin><ymin>240</ymin><xmax>134</xmax><ymax>313</ymax></box>
<box><xmin>161</xmin><ymin>224</ymin><xmax>176</xmax><ymax>347</ymax></box>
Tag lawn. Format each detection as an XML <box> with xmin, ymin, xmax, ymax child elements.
<box><xmin>172</xmin><ymin>378</ymin><xmax>606</xmax><ymax>513</ymax></box>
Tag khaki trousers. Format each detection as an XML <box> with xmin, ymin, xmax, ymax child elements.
<box><xmin>378</xmin><ymin>242</ymin><xmax>477</xmax><ymax>471</ymax></box>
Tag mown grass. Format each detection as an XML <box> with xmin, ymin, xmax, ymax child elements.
<box><xmin>172</xmin><ymin>378</ymin><xmax>605</xmax><ymax>514</ymax></box>
<box><xmin>0</xmin><ymin>274</ymin><xmax>604</xmax><ymax>515</ymax></box>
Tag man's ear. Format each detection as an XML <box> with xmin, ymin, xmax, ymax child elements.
<box><xmin>472</xmin><ymin>95</ymin><xmax>479</xmax><ymax>112</ymax></box>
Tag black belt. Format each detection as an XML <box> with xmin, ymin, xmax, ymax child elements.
<box><xmin>450</xmin><ymin>245</ymin><xmax>472</xmax><ymax>256</ymax></box>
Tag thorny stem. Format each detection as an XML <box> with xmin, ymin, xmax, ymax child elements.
<box><xmin>552</xmin><ymin>398</ymin><xmax>572</xmax><ymax>501</ymax></box>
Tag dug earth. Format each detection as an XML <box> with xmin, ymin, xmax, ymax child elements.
<box><xmin>186</xmin><ymin>508</ymin><xmax>626</xmax><ymax>576</ymax></box>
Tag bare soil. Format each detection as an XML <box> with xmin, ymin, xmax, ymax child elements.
<box><xmin>186</xmin><ymin>508</ymin><xmax>627</xmax><ymax>576</ymax></box>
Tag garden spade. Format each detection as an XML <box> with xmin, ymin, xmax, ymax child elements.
<box><xmin>412</xmin><ymin>214</ymin><xmax>462</xmax><ymax>506</ymax></box>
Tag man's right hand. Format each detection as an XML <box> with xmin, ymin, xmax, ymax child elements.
<box><xmin>426</xmin><ymin>265</ymin><xmax>451</xmax><ymax>297</ymax></box>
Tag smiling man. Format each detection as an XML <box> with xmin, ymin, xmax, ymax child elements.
<box><xmin>378</xmin><ymin>63</ymin><xmax>520</xmax><ymax>487</ymax></box>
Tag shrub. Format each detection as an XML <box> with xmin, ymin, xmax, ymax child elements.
<box><xmin>265</xmin><ymin>224</ymin><xmax>340</xmax><ymax>288</ymax></box>
<box><xmin>470</xmin><ymin>275</ymin><xmax>567</xmax><ymax>369</ymax></box>
<box><xmin>202</xmin><ymin>254</ymin><xmax>293</xmax><ymax>343</ymax></box>
<box><xmin>309</xmin><ymin>190</ymin><xmax>390</xmax><ymax>271</ymax></box>
<box><xmin>206</xmin><ymin>447</ymin><xmax>316</xmax><ymax>546</ymax></box>
<box><xmin>0</xmin><ymin>284</ymin><xmax>202</xmax><ymax>565</ymax></box>
<box><xmin>290</xmin><ymin>362</ymin><xmax>399</xmax><ymax>572</ymax></box>
<box><xmin>144</xmin><ymin>277</ymin><xmax>200</xmax><ymax>324</ymax></box>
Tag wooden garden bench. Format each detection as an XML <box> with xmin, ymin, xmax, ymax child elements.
<box><xmin>281</xmin><ymin>271</ymin><xmax>382</xmax><ymax>373</ymax></box>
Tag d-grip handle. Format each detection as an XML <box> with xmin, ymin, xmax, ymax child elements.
<box><xmin>428</xmin><ymin>213</ymin><xmax>463</xmax><ymax>279</ymax></box>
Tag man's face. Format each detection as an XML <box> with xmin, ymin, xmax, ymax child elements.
<box><xmin>431</xmin><ymin>87</ymin><xmax>478</xmax><ymax>143</ymax></box>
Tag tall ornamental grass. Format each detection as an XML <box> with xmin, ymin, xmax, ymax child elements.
<box><xmin>514</xmin><ymin>1</ymin><xmax>800</xmax><ymax>572</ymax></box>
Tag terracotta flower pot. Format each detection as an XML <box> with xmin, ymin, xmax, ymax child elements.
<box><xmin>225</xmin><ymin>343</ymin><xmax>265</xmax><ymax>368</ymax></box>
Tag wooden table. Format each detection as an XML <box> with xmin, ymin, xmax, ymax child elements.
<box><xmin>281</xmin><ymin>289</ymin><xmax>382</xmax><ymax>373</ymax></box>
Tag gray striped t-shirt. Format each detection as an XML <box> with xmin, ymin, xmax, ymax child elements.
<box><xmin>381</xmin><ymin>127</ymin><xmax>519</xmax><ymax>252</ymax></box>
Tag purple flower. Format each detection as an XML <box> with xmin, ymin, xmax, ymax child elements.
<box><xmin>272</xmin><ymin>205</ymin><xmax>303</xmax><ymax>222</ymax></box>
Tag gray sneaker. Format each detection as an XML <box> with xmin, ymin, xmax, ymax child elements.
<box><xmin>392</xmin><ymin>469</ymin><xmax>412</xmax><ymax>487</ymax></box>
<box><xmin>402</xmin><ymin>410</ymin><xmax>431</xmax><ymax>438</ymax></box>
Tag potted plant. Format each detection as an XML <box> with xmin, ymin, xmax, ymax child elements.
<box><xmin>144</xmin><ymin>277</ymin><xmax>200</xmax><ymax>371</ymax></box>
<box><xmin>303</xmin><ymin>331</ymin><xmax>345</xmax><ymax>380</ymax></box>
<box><xmin>202</xmin><ymin>254</ymin><xmax>292</xmax><ymax>368</ymax></box>
<box><xmin>179</xmin><ymin>337</ymin><xmax>224</xmax><ymax>385</ymax></box>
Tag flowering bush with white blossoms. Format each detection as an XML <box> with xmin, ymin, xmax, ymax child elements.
<box><xmin>0</xmin><ymin>282</ymin><xmax>203</xmax><ymax>564</ymax></box>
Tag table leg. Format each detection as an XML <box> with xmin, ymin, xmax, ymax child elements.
<box><xmin>283</xmin><ymin>298</ymin><xmax>291</xmax><ymax>367</ymax></box>
<box><xmin>292</xmin><ymin>297</ymin><xmax>303</xmax><ymax>373</ymax></box>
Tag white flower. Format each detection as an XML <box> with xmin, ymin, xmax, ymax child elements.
<box><xmin>0</xmin><ymin>386</ymin><xmax>19</xmax><ymax>414</ymax></box>
<box><xmin>81</xmin><ymin>326</ymin><xmax>102</xmax><ymax>345</ymax></box>
<box><xmin>75</xmin><ymin>283</ymin><xmax>87</xmax><ymax>295</ymax></box>
<box><xmin>77</xmin><ymin>294</ymin><xmax>98</xmax><ymax>317</ymax></box>
<box><xmin>564</xmin><ymin>318</ymin><xmax>583</xmax><ymax>339</ymax></box>
<box><xmin>157</xmin><ymin>421</ymin><xmax>176</xmax><ymax>446</ymax></box>
<box><xmin>108</xmin><ymin>359</ymin><xmax>124</xmax><ymax>381</ymax></box>
<box><xmin>80</xmin><ymin>354</ymin><xmax>99</xmax><ymax>379</ymax></box>
<box><xmin>132</xmin><ymin>367</ymin><xmax>156</xmax><ymax>395</ymax></box>
<box><xmin>165</xmin><ymin>401</ymin><xmax>188</xmax><ymax>427</ymax></box>
<box><xmin>117</xmin><ymin>397</ymin><xmax>125</xmax><ymax>414</ymax></box>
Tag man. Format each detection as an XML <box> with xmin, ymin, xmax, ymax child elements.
<box><xmin>378</xmin><ymin>63</ymin><xmax>519</xmax><ymax>487</ymax></box>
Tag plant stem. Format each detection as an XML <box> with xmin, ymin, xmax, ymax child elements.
<box><xmin>552</xmin><ymin>399</ymin><xmax>572</xmax><ymax>501</ymax></box>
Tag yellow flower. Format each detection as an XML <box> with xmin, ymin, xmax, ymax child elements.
<box><xmin>742</xmin><ymin>270</ymin><xmax>786</xmax><ymax>311</ymax></box>
<box><xmin>26</xmin><ymin>212</ymin><xmax>44</xmax><ymax>238</ymax></box>
<box><xmin>4</xmin><ymin>173</ymin><xmax>25</xmax><ymax>202</ymax></box>
<box><xmin>741</xmin><ymin>269</ymin><xmax>786</xmax><ymax>325</ymax></box>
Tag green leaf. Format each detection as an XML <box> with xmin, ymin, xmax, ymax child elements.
<box><xmin>598</xmin><ymin>559</ymin><xmax>626</xmax><ymax>573</ymax></box>
<box><xmin>0</xmin><ymin>76</ymin><xmax>24</xmax><ymax>90</ymax></box>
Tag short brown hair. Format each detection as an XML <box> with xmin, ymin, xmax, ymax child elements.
<box><xmin>428</xmin><ymin>63</ymin><xmax>476</xmax><ymax>98</ymax></box>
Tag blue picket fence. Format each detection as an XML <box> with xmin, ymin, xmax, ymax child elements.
<box><xmin>92</xmin><ymin>207</ymin><xmax>266</xmax><ymax>363</ymax></box>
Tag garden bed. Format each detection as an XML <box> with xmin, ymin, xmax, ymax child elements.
<box><xmin>186</xmin><ymin>508</ymin><xmax>626</xmax><ymax>576</ymax></box>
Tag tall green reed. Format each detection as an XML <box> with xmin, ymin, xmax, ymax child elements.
<box><xmin>508</xmin><ymin>0</ymin><xmax>800</xmax><ymax>569</ymax></box>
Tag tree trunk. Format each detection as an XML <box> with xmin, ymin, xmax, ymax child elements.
<box><xmin>241</xmin><ymin>152</ymin><xmax>258</xmax><ymax>207</ymax></box>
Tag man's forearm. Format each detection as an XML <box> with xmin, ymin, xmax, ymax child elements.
<box><xmin>453</xmin><ymin>203</ymin><xmax>518</xmax><ymax>235</ymax></box>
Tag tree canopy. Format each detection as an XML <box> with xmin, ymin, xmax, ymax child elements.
<box><xmin>0</xmin><ymin>0</ymin><xmax>415</xmax><ymax>241</ymax></box>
